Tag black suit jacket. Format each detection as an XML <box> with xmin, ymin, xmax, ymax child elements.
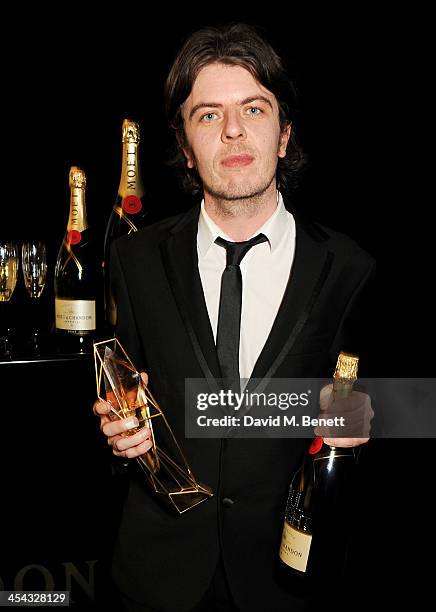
<box><xmin>109</xmin><ymin>198</ymin><xmax>375</xmax><ymax>611</ymax></box>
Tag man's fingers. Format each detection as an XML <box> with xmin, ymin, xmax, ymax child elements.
<box><xmin>93</xmin><ymin>399</ymin><xmax>112</xmax><ymax>416</ymax></box>
<box><xmin>111</xmin><ymin>427</ymin><xmax>151</xmax><ymax>452</ymax></box>
<box><xmin>319</xmin><ymin>384</ymin><xmax>333</xmax><ymax>404</ymax></box>
<box><xmin>314</xmin><ymin>423</ymin><xmax>371</xmax><ymax>439</ymax></box>
<box><xmin>94</xmin><ymin>372</ymin><xmax>150</xmax><ymax>458</ymax></box>
<box><xmin>112</xmin><ymin>438</ymin><xmax>153</xmax><ymax>459</ymax></box>
<box><xmin>102</xmin><ymin>416</ymin><xmax>140</xmax><ymax>437</ymax></box>
<box><xmin>99</xmin><ymin>415</ymin><xmax>111</xmax><ymax>428</ymax></box>
<box><xmin>315</xmin><ymin>410</ymin><xmax>373</xmax><ymax>427</ymax></box>
<box><xmin>319</xmin><ymin>389</ymin><xmax>370</xmax><ymax>412</ymax></box>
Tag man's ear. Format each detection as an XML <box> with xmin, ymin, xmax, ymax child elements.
<box><xmin>278</xmin><ymin>123</ymin><xmax>292</xmax><ymax>158</ymax></box>
<box><xmin>176</xmin><ymin>132</ymin><xmax>195</xmax><ymax>169</ymax></box>
<box><xmin>182</xmin><ymin>148</ymin><xmax>195</xmax><ymax>169</ymax></box>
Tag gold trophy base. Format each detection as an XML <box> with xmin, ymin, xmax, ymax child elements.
<box><xmin>136</xmin><ymin>447</ymin><xmax>213</xmax><ymax>514</ymax></box>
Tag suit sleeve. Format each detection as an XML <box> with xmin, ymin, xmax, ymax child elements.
<box><xmin>329</xmin><ymin>253</ymin><xmax>376</xmax><ymax>377</ymax></box>
<box><xmin>110</xmin><ymin>239</ymin><xmax>147</xmax><ymax>372</ymax></box>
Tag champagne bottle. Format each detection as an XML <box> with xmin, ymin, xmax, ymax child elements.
<box><xmin>278</xmin><ymin>352</ymin><xmax>361</xmax><ymax>588</ymax></box>
<box><xmin>103</xmin><ymin>119</ymin><xmax>148</xmax><ymax>329</ymax></box>
<box><xmin>54</xmin><ymin>167</ymin><xmax>96</xmax><ymax>354</ymax></box>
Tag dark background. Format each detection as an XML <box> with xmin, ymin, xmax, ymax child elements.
<box><xmin>1</xmin><ymin>6</ymin><xmax>433</xmax><ymax>608</ymax></box>
<box><xmin>2</xmin><ymin>8</ymin><xmax>432</xmax><ymax>375</ymax></box>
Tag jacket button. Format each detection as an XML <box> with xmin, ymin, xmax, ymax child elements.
<box><xmin>222</xmin><ymin>497</ymin><xmax>235</xmax><ymax>507</ymax></box>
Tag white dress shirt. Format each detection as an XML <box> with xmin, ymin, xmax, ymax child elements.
<box><xmin>197</xmin><ymin>192</ymin><xmax>296</xmax><ymax>383</ymax></box>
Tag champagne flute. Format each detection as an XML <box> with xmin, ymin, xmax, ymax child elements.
<box><xmin>21</xmin><ymin>241</ymin><xmax>48</xmax><ymax>356</ymax></box>
<box><xmin>0</xmin><ymin>242</ymin><xmax>18</xmax><ymax>302</ymax></box>
<box><xmin>0</xmin><ymin>242</ymin><xmax>19</xmax><ymax>359</ymax></box>
<box><xmin>21</xmin><ymin>241</ymin><xmax>47</xmax><ymax>299</ymax></box>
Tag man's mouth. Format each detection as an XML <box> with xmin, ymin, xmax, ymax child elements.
<box><xmin>221</xmin><ymin>155</ymin><xmax>254</xmax><ymax>168</ymax></box>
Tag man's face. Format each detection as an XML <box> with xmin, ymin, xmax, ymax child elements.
<box><xmin>181</xmin><ymin>63</ymin><xmax>291</xmax><ymax>201</ymax></box>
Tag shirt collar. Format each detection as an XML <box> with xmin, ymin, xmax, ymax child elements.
<box><xmin>197</xmin><ymin>191</ymin><xmax>288</xmax><ymax>257</ymax></box>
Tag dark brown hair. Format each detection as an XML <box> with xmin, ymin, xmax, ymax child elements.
<box><xmin>164</xmin><ymin>23</ymin><xmax>306</xmax><ymax>196</ymax></box>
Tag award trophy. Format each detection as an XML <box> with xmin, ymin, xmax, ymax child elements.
<box><xmin>94</xmin><ymin>338</ymin><xmax>213</xmax><ymax>514</ymax></box>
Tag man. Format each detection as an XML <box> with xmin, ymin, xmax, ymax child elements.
<box><xmin>94</xmin><ymin>23</ymin><xmax>375</xmax><ymax>611</ymax></box>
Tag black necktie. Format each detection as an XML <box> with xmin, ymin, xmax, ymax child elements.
<box><xmin>215</xmin><ymin>233</ymin><xmax>268</xmax><ymax>389</ymax></box>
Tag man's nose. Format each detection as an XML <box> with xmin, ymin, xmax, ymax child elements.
<box><xmin>221</xmin><ymin>110</ymin><xmax>246</xmax><ymax>143</ymax></box>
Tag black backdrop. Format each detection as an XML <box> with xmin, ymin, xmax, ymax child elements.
<box><xmin>1</xmin><ymin>6</ymin><xmax>433</xmax><ymax>608</ymax></box>
<box><xmin>3</xmin><ymin>8</ymin><xmax>432</xmax><ymax>374</ymax></box>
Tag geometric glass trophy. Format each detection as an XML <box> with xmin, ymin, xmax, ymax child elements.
<box><xmin>94</xmin><ymin>337</ymin><xmax>213</xmax><ymax>514</ymax></box>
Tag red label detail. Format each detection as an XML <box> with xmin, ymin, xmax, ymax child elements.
<box><xmin>122</xmin><ymin>196</ymin><xmax>142</xmax><ymax>215</ymax></box>
<box><xmin>67</xmin><ymin>230</ymin><xmax>82</xmax><ymax>245</ymax></box>
<box><xmin>309</xmin><ymin>437</ymin><xmax>324</xmax><ymax>455</ymax></box>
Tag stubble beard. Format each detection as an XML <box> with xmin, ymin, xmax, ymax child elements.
<box><xmin>202</xmin><ymin>172</ymin><xmax>277</xmax><ymax>219</ymax></box>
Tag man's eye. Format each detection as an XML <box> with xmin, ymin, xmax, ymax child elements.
<box><xmin>246</xmin><ymin>107</ymin><xmax>261</xmax><ymax>115</ymax></box>
<box><xmin>201</xmin><ymin>112</ymin><xmax>218</xmax><ymax>122</ymax></box>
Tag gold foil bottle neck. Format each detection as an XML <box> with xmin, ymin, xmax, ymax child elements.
<box><xmin>334</xmin><ymin>351</ymin><xmax>359</xmax><ymax>382</ymax></box>
<box><xmin>122</xmin><ymin>119</ymin><xmax>140</xmax><ymax>144</ymax></box>
<box><xmin>67</xmin><ymin>166</ymin><xmax>88</xmax><ymax>233</ymax></box>
<box><xmin>69</xmin><ymin>166</ymin><xmax>86</xmax><ymax>189</ymax></box>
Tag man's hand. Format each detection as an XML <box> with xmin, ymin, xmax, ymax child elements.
<box><xmin>92</xmin><ymin>372</ymin><xmax>153</xmax><ymax>459</ymax></box>
<box><xmin>315</xmin><ymin>383</ymin><xmax>374</xmax><ymax>448</ymax></box>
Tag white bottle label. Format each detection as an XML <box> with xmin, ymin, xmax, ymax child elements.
<box><xmin>279</xmin><ymin>521</ymin><xmax>312</xmax><ymax>573</ymax></box>
<box><xmin>55</xmin><ymin>299</ymin><xmax>96</xmax><ymax>331</ymax></box>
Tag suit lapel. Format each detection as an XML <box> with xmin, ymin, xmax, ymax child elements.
<box><xmin>246</xmin><ymin>217</ymin><xmax>334</xmax><ymax>393</ymax></box>
<box><xmin>160</xmin><ymin>205</ymin><xmax>222</xmax><ymax>388</ymax></box>
<box><xmin>160</xmin><ymin>204</ymin><xmax>334</xmax><ymax>394</ymax></box>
